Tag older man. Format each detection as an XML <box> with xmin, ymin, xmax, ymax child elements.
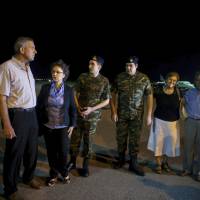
<box><xmin>0</xmin><ymin>37</ymin><xmax>40</xmax><ymax>200</ymax></box>
<box><xmin>180</xmin><ymin>71</ymin><xmax>200</xmax><ymax>181</ymax></box>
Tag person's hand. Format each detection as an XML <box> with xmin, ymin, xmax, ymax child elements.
<box><xmin>67</xmin><ymin>127</ymin><xmax>74</xmax><ymax>138</ymax></box>
<box><xmin>77</xmin><ymin>106</ymin><xmax>86</xmax><ymax>118</ymax></box>
<box><xmin>3</xmin><ymin>124</ymin><xmax>16</xmax><ymax>139</ymax></box>
<box><xmin>82</xmin><ymin>107</ymin><xmax>93</xmax><ymax>116</ymax></box>
<box><xmin>146</xmin><ymin>115</ymin><xmax>152</xmax><ymax>126</ymax></box>
<box><xmin>111</xmin><ymin>112</ymin><xmax>118</xmax><ymax>122</ymax></box>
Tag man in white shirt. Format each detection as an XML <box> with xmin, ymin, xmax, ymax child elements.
<box><xmin>0</xmin><ymin>37</ymin><xmax>41</xmax><ymax>200</ymax></box>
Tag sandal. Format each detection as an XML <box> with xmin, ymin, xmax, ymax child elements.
<box><xmin>47</xmin><ymin>177</ymin><xmax>57</xmax><ymax>187</ymax></box>
<box><xmin>162</xmin><ymin>162</ymin><xmax>171</xmax><ymax>172</ymax></box>
<box><xmin>155</xmin><ymin>165</ymin><xmax>162</xmax><ymax>174</ymax></box>
<box><xmin>63</xmin><ymin>175</ymin><xmax>70</xmax><ymax>184</ymax></box>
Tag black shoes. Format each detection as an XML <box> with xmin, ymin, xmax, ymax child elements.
<box><xmin>63</xmin><ymin>175</ymin><xmax>71</xmax><ymax>184</ymax></box>
<box><xmin>113</xmin><ymin>154</ymin><xmax>126</xmax><ymax>169</ymax></box>
<box><xmin>67</xmin><ymin>161</ymin><xmax>76</xmax><ymax>172</ymax></box>
<box><xmin>178</xmin><ymin>170</ymin><xmax>192</xmax><ymax>176</ymax></box>
<box><xmin>46</xmin><ymin>177</ymin><xmax>58</xmax><ymax>187</ymax></box>
<box><xmin>129</xmin><ymin>163</ymin><xmax>145</xmax><ymax>176</ymax></box>
<box><xmin>79</xmin><ymin>158</ymin><xmax>89</xmax><ymax>177</ymax></box>
<box><xmin>67</xmin><ymin>155</ymin><xmax>77</xmax><ymax>172</ymax></box>
<box><xmin>161</xmin><ymin>162</ymin><xmax>171</xmax><ymax>172</ymax></box>
<box><xmin>193</xmin><ymin>174</ymin><xmax>200</xmax><ymax>182</ymax></box>
<box><xmin>179</xmin><ymin>170</ymin><xmax>200</xmax><ymax>182</ymax></box>
<box><xmin>129</xmin><ymin>156</ymin><xmax>145</xmax><ymax>176</ymax></box>
<box><xmin>79</xmin><ymin>168</ymin><xmax>89</xmax><ymax>177</ymax></box>
<box><xmin>113</xmin><ymin>160</ymin><xmax>126</xmax><ymax>169</ymax></box>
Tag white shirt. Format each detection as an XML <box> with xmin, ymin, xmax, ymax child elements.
<box><xmin>0</xmin><ymin>57</ymin><xmax>36</xmax><ymax>108</ymax></box>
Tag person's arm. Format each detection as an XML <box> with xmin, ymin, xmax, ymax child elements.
<box><xmin>110</xmin><ymin>92</ymin><xmax>118</xmax><ymax>122</ymax></box>
<box><xmin>146</xmin><ymin>93</ymin><xmax>153</xmax><ymax>126</ymax></box>
<box><xmin>181</xmin><ymin>98</ymin><xmax>185</xmax><ymax>106</ymax></box>
<box><xmin>0</xmin><ymin>95</ymin><xmax>16</xmax><ymax>139</ymax></box>
<box><xmin>68</xmin><ymin>88</ymin><xmax>77</xmax><ymax>138</ymax></box>
<box><xmin>73</xmin><ymin>90</ymin><xmax>88</xmax><ymax>119</ymax></box>
<box><xmin>179</xmin><ymin>97</ymin><xmax>188</xmax><ymax>120</ymax></box>
<box><xmin>69</xmin><ymin>88</ymin><xmax>77</xmax><ymax>126</ymax></box>
<box><xmin>82</xmin><ymin>99</ymin><xmax>109</xmax><ymax>116</ymax></box>
<box><xmin>179</xmin><ymin>97</ymin><xmax>184</xmax><ymax>112</ymax></box>
<box><xmin>36</xmin><ymin>85</ymin><xmax>45</xmax><ymax>118</ymax></box>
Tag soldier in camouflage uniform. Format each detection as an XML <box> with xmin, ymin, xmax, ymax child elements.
<box><xmin>110</xmin><ymin>56</ymin><xmax>153</xmax><ymax>176</ymax></box>
<box><xmin>68</xmin><ymin>55</ymin><xmax>110</xmax><ymax>177</ymax></box>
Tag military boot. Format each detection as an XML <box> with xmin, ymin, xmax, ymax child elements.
<box><xmin>129</xmin><ymin>155</ymin><xmax>145</xmax><ymax>176</ymax></box>
<box><xmin>113</xmin><ymin>153</ymin><xmax>125</xmax><ymax>169</ymax></box>
<box><xmin>81</xmin><ymin>158</ymin><xmax>89</xmax><ymax>177</ymax></box>
<box><xmin>67</xmin><ymin>155</ymin><xmax>77</xmax><ymax>172</ymax></box>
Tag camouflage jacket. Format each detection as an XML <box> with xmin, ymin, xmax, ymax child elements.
<box><xmin>112</xmin><ymin>71</ymin><xmax>152</xmax><ymax>120</ymax></box>
<box><xmin>75</xmin><ymin>73</ymin><xmax>110</xmax><ymax>121</ymax></box>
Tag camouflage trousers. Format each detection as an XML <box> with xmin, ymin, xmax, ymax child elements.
<box><xmin>70</xmin><ymin>118</ymin><xmax>98</xmax><ymax>159</ymax></box>
<box><xmin>116</xmin><ymin>118</ymin><xmax>142</xmax><ymax>157</ymax></box>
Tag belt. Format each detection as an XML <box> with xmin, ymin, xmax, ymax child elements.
<box><xmin>9</xmin><ymin>107</ymin><xmax>35</xmax><ymax>112</ymax></box>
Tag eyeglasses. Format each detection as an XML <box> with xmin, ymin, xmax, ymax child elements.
<box><xmin>51</xmin><ymin>70</ymin><xmax>63</xmax><ymax>74</ymax></box>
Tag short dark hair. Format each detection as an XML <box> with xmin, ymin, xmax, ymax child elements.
<box><xmin>165</xmin><ymin>72</ymin><xmax>180</xmax><ymax>81</ymax></box>
<box><xmin>50</xmin><ymin>59</ymin><xmax>70</xmax><ymax>81</ymax></box>
<box><xmin>14</xmin><ymin>37</ymin><xmax>34</xmax><ymax>54</ymax></box>
<box><xmin>90</xmin><ymin>55</ymin><xmax>104</xmax><ymax>66</ymax></box>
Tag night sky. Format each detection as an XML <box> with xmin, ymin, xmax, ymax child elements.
<box><xmin>0</xmin><ymin>3</ymin><xmax>200</xmax><ymax>83</ymax></box>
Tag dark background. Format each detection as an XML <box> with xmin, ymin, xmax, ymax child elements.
<box><xmin>0</xmin><ymin>2</ymin><xmax>200</xmax><ymax>83</ymax></box>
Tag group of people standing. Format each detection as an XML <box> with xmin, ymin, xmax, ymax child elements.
<box><xmin>148</xmin><ymin>70</ymin><xmax>200</xmax><ymax>181</ymax></box>
<box><xmin>0</xmin><ymin>37</ymin><xmax>199</xmax><ymax>200</ymax></box>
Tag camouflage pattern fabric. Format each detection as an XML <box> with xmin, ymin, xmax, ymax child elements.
<box><xmin>116</xmin><ymin>118</ymin><xmax>142</xmax><ymax>156</ymax></box>
<box><xmin>70</xmin><ymin>118</ymin><xmax>98</xmax><ymax>158</ymax></box>
<box><xmin>70</xmin><ymin>73</ymin><xmax>110</xmax><ymax>158</ymax></box>
<box><xmin>75</xmin><ymin>73</ymin><xmax>110</xmax><ymax>121</ymax></box>
<box><xmin>111</xmin><ymin>71</ymin><xmax>152</xmax><ymax>120</ymax></box>
<box><xmin>112</xmin><ymin>71</ymin><xmax>152</xmax><ymax>155</ymax></box>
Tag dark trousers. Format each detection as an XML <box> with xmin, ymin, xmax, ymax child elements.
<box><xmin>3</xmin><ymin>109</ymin><xmax>38</xmax><ymax>195</ymax></box>
<box><xmin>183</xmin><ymin>118</ymin><xmax>200</xmax><ymax>174</ymax></box>
<box><xmin>44</xmin><ymin>127</ymin><xmax>69</xmax><ymax>178</ymax></box>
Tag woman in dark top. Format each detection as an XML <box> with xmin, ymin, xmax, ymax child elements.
<box><xmin>37</xmin><ymin>60</ymin><xmax>77</xmax><ymax>186</ymax></box>
<box><xmin>148</xmin><ymin>72</ymin><xmax>181</xmax><ymax>174</ymax></box>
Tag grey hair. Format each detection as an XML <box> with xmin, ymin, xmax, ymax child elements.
<box><xmin>14</xmin><ymin>37</ymin><xmax>34</xmax><ymax>54</ymax></box>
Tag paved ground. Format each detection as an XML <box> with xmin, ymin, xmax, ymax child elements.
<box><xmin>0</xmin><ymin>108</ymin><xmax>200</xmax><ymax>200</ymax></box>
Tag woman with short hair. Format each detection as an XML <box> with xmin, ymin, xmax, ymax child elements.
<box><xmin>37</xmin><ymin>59</ymin><xmax>77</xmax><ymax>186</ymax></box>
<box><xmin>148</xmin><ymin>72</ymin><xmax>181</xmax><ymax>174</ymax></box>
